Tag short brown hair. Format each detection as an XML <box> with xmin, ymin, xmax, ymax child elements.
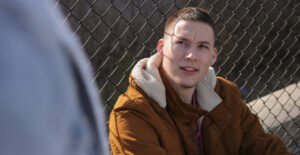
<box><xmin>164</xmin><ymin>7</ymin><xmax>216</xmax><ymax>39</ymax></box>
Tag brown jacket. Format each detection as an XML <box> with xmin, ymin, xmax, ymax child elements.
<box><xmin>109</xmin><ymin>54</ymin><xmax>292</xmax><ymax>155</ymax></box>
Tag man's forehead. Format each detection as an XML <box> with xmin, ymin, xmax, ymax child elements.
<box><xmin>164</xmin><ymin>19</ymin><xmax>214</xmax><ymax>43</ymax></box>
<box><xmin>165</xmin><ymin>19</ymin><xmax>184</xmax><ymax>34</ymax></box>
<box><xmin>166</xmin><ymin>19</ymin><xmax>213</xmax><ymax>35</ymax></box>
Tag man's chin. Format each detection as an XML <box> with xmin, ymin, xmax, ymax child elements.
<box><xmin>179</xmin><ymin>83</ymin><xmax>197</xmax><ymax>89</ymax></box>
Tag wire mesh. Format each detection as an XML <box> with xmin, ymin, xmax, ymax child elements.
<box><xmin>57</xmin><ymin>0</ymin><xmax>299</xmax><ymax>153</ymax></box>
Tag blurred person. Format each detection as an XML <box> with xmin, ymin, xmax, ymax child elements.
<box><xmin>0</xmin><ymin>0</ymin><xmax>108</xmax><ymax>155</ymax></box>
<box><xmin>108</xmin><ymin>7</ymin><xmax>293</xmax><ymax>155</ymax></box>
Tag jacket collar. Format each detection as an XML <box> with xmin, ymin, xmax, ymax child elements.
<box><xmin>131</xmin><ymin>53</ymin><xmax>222</xmax><ymax>112</ymax></box>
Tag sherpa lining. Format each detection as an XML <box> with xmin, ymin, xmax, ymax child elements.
<box><xmin>131</xmin><ymin>53</ymin><xmax>222</xmax><ymax>112</ymax></box>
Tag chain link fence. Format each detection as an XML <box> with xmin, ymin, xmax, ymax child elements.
<box><xmin>56</xmin><ymin>0</ymin><xmax>299</xmax><ymax>153</ymax></box>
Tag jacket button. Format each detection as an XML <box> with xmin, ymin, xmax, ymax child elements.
<box><xmin>213</xmin><ymin>128</ymin><xmax>217</xmax><ymax>133</ymax></box>
<box><xmin>227</xmin><ymin>114</ymin><xmax>231</xmax><ymax>119</ymax></box>
<box><xmin>220</xmin><ymin>121</ymin><xmax>224</xmax><ymax>126</ymax></box>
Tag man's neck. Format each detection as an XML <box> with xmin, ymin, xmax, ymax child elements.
<box><xmin>172</xmin><ymin>84</ymin><xmax>195</xmax><ymax>104</ymax></box>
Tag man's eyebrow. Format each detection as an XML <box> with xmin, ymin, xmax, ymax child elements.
<box><xmin>198</xmin><ymin>41</ymin><xmax>210</xmax><ymax>45</ymax></box>
<box><xmin>176</xmin><ymin>36</ymin><xmax>189</xmax><ymax>41</ymax></box>
<box><xmin>175</xmin><ymin>36</ymin><xmax>211</xmax><ymax>45</ymax></box>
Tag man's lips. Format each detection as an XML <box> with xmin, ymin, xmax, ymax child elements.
<box><xmin>180</xmin><ymin>66</ymin><xmax>199</xmax><ymax>72</ymax></box>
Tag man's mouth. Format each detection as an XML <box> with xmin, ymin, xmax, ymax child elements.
<box><xmin>180</xmin><ymin>67</ymin><xmax>198</xmax><ymax>71</ymax></box>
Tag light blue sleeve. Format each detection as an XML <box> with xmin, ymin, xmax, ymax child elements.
<box><xmin>0</xmin><ymin>0</ymin><xmax>108</xmax><ymax>155</ymax></box>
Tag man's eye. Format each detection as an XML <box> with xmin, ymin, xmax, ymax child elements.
<box><xmin>176</xmin><ymin>41</ymin><xmax>186</xmax><ymax>45</ymax></box>
<box><xmin>199</xmin><ymin>45</ymin><xmax>208</xmax><ymax>49</ymax></box>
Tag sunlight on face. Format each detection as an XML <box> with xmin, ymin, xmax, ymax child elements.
<box><xmin>158</xmin><ymin>19</ymin><xmax>217</xmax><ymax>92</ymax></box>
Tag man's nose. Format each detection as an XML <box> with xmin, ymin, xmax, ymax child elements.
<box><xmin>185</xmin><ymin>46</ymin><xmax>198</xmax><ymax>61</ymax></box>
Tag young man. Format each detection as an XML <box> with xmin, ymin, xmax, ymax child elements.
<box><xmin>109</xmin><ymin>7</ymin><xmax>292</xmax><ymax>155</ymax></box>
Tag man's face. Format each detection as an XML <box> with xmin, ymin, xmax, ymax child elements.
<box><xmin>157</xmin><ymin>19</ymin><xmax>217</xmax><ymax>90</ymax></box>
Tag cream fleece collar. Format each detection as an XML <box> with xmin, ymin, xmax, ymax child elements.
<box><xmin>131</xmin><ymin>53</ymin><xmax>222</xmax><ymax>112</ymax></box>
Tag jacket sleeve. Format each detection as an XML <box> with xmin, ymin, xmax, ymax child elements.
<box><xmin>109</xmin><ymin>108</ymin><xmax>167</xmax><ymax>155</ymax></box>
<box><xmin>239</xmin><ymin>95</ymin><xmax>293</xmax><ymax>155</ymax></box>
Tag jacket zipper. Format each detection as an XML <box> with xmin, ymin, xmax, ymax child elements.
<box><xmin>165</xmin><ymin>107</ymin><xmax>186</xmax><ymax>155</ymax></box>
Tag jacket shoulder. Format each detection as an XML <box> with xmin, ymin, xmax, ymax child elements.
<box><xmin>216</xmin><ymin>77</ymin><xmax>238</xmax><ymax>88</ymax></box>
<box><xmin>215</xmin><ymin>76</ymin><xmax>241</xmax><ymax>96</ymax></box>
<box><xmin>112</xmin><ymin>83</ymin><xmax>165</xmax><ymax>116</ymax></box>
<box><xmin>214</xmin><ymin>76</ymin><xmax>244</xmax><ymax>115</ymax></box>
<box><xmin>113</xmin><ymin>86</ymin><xmax>148</xmax><ymax>111</ymax></box>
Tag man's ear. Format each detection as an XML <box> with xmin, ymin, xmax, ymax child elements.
<box><xmin>157</xmin><ymin>39</ymin><xmax>164</xmax><ymax>55</ymax></box>
<box><xmin>211</xmin><ymin>48</ymin><xmax>218</xmax><ymax>65</ymax></box>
